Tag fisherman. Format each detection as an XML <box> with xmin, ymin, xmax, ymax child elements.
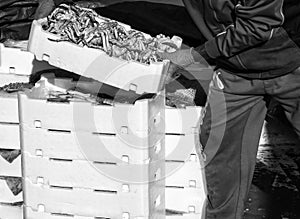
<box><xmin>158</xmin><ymin>0</ymin><xmax>300</xmax><ymax>218</ymax></box>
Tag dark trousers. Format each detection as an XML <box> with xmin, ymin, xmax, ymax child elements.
<box><xmin>200</xmin><ymin>67</ymin><xmax>300</xmax><ymax>219</ymax></box>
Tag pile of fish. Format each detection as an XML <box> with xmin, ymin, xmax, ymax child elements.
<box><xmin>42</xmin><ymin>4</ymin><xmax>178</xmax><ymax>64</ymax></box>
<box><xmin>0</xmin><ymin>82</ymin><xmax>33</xmax><ymax>93</ymax></box>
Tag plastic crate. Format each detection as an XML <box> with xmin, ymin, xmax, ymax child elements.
<box><xmin>0</xmin><ymin>205</ymin><xmax>23</xmax><ymax>219</ymax></box>
<box><xmin>0</xmin><ymin>178</ymin><xmax>22</xmax><ymax>203</ymax></box>
<box><xmin>21</xmin><ymin>126</ymin><xmax>162</xmax><ymax>164</ymax></box>
<box><xmin>18</xmin><ymin>92</ymin><xmax>164</xmax><ymax>136</ymax></box>
<box><xmin>0</xmin><ymin>153</ymin><xmax>21</xmax><ymax>177</ymax></box>
<box><xmin>166</xmin><ymin>160</ymin><xmax>204</xmax><ymax>189</ymax></box>
<box><xmin>0</xmin><ymin>93</ymin><xmax>19</xmax><ymax>124</ymax></box>
<box><xmin>23</xmin><ymin>152</ymin><xmax>161</xmax><ymax>189</ymax></box>
<box><xmin>0</xmin><ymin>73</ymin><xmax>29</xmax><ymax>87</ymax></box>
<box><xmin>165</xmin><ymin>149</ymin><xmax>205</xmax><ymax>219</ymax></box>
<box><xmin>23</xmin><ymin>178</ymin><xmax>163</xmax><ymax>218</ymax></box>
<box><xmin>21</xmin><ymin>128</ymin><xmax>198</xmax><ymax>163</ymax></box>
<box><xmin>166</xmin><ymin>187</ymin><xmax>205</xmax><ymax>214</ymax></box>
<box><xmin>0</xmin><ymin>43</ymin><xmax>55</xmax><ymax>76</ymax></box>
<box><xmin>0</xmin><ymin>123</ymin><xmax>20</xmax><ymax>150</ymax></box>
<box><xmin>19</xmin><ymin>95</ymin><xmax>201</xmax><ymax>136</ymax></box>
<box><xmin>25</xmin><ymin>208</ymin><xmax>203</xmax><ymax>219</ymax></box>
<box><xmin>28</xmin><ymin>19</ymin><xmax>170</xmax><ymax>94</ymax></box>
<box><xmin>165</xmin><ymin>107</ymin><xmax>202</xmax><ymax>135</ymax></box>
<box><xmin>165</xmin><ymin>135</ymin><xmax>199</xmax><ymax>161</ymax></box>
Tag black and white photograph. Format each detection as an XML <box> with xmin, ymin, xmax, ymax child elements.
<box><xmin>0</xmin><ymin>0</ymin><xmax>299</xmax><ymax>219</ymax></box>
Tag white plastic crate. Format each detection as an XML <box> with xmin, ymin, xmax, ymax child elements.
<box><xmin>18</xmin><ymin>92</ymin><xmax>164</xmax><ymax>137</ymax></box>
<box><xmin>25</xmin><ymin>208</ymin><xmax>203</xmax><ymax>219</ymax></box>
<box><xmin>165</xmin><ymin>135</ymin><xmax>199</xmax><ymax>161</ymax></box>
<box><xmin>166</xmin><ymin>187</ymin><xmax>205</xmax><ymax>214</ymax></box>
<box><xmin>0</xmin><ymin>123</ymin><xmax>20</xmax><ymax>150</ymax></box>
<box><xmin>165</xmin><ymin>107</ymin><xmax>202</xmax><ymax>134</ymax></box>
<box><xmin>0</xmin><ymin>73</ymin><xmax>29</xmax><ymax>87</ymax></box>
<box><xmin>0</xmin><ymin>93</ymin><xmax>19</xmax><ymax>124</ymax></box>
<box><xmin>21</xmin><ymin>126</ymin><xmax>162</xmax><ymax>164</ymax></box>
<box><xmin>166</xmin><ymin>160</ymin><xmax>204</xmax><ymax>189</ymax></box>
<box><xmin>28</xmin><ymin>19</ymin><xmax>170</xmax><ymax>95</ymax></box>
<box><xmin>0</xmin><ymin>178</ymin><xmax>22</xmax><ymax>203</ymax></box>
<box><xmin>19</xmin><ymin>94</ymin><xmax>201</xmax><ymax>136</ymax></box>
<box><xmin>23</xmin><ymin>178</ymin><xmax>164</xmax><ymax>218</ymax></box>
<box><xmin>165</xmin><ymin>149</ymin><xmax>205</xmax><ymax>219</ymax></box>
<box><xmin>0</xmin><ymin>153</ymin><xmax>21</xmax><ymax>177</ymax></box>
<box><xmin>21</xmin><ymin>127</ymin><xmax>198</xmax><ymax>163</ymax></box>
<box><xmin>23</xmin><ymin>152</ymin><xmax>162</xmax><ymax>189</ymax></box>
<box><xmin>0</xmin><ymin>205</ymin><xmax>23</xmax><ymax>219</ymax></box>
<box><xmin>0</xmin><ymin>43</ymin><xmax>55</xmax><ymax>76</ymax></box>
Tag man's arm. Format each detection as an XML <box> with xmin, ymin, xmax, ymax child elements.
<box><xmin>199</xmin><ymin>0</ymin><xmax>285</xmax><ymax>59</ymax></box>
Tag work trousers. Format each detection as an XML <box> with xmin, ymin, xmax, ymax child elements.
<box><xmin>199</xmin><ymin>67</ymin><xmax>300</xmax><ymax>219</ymax></box>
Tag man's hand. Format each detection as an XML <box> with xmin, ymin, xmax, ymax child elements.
<box><xmin>34</xmin><ymin>0</ymin><xmax>55</xmax><ymax>19</ymax></box>
<box><xmin>164</xmin><ymin>62</ymin><xmax>183</xmax><ymax>84</ymax></box>
<box><xmin>157</xmin><ymin>48</ymin><xmax>195</xmax><ymax>68</ymax></box>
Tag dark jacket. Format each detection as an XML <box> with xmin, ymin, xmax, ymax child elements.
<box><xmin>184</xmin><ymin>0</ymin><xmax>300</xmax><ymax>78</ymax></box>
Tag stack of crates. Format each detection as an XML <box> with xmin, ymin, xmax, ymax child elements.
<box><xmin>18</xmin><ymin>80</ymin><xmax>206</xmax><ymax>218</ymax></box>
<box><xmin>165</xmin><ymin>107</ymin><xmax>205</xmax><ymax>218</ymax></box>
<box><xmin>0</xmin><ymin>43</ymin><xmax>55</xmax><ymax>219</ymax></box>
<box><xmin>0</xmin><ymin>92</ymin><xmax>23</xmax><ymax>219</ymax></box>
<box><xmin>19</xmin><ymin>87</ymin><xmax>166</xmax><ymax>219</ymax></box>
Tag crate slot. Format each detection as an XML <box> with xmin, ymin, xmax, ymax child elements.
<box><xmin>50</xmin><ymin>212</ymin><xmax>74</xmax><ymax>217</ymax></box>
<box><xmin>165</xmin><ymin>160</ymin><xmax>185</xmax><ymax>163</ymax></box>
<box><xmin>92</xmin><ymin>161</ymin><xmax>117</xmax><ymax>165</ymax></box>
<box><xmin>93</xmin><ymin>189</ymin><xmax>117</xmax><ymax>194</ymax></box>
<box><xmin>92</xmin><ymin>132</ymin><xmax>116</xmax><ymax>137</ymax></box>
<box><xmin>166</xmin><ymin>186</ymin><xmax>184</xmax><ymax>189</ymax></box>
<box><xmin>49</xmin><ymin>158</ymin><xmax>73</xmax><ymax>163</ymax></box>
<box><xmin>48</xmin><ymin>129</ymin><xmax>71</xmax><ymax>134</ymax></box>
<box><xmin>49</xmin><ymin>185</ymin><xmax>73</xmax><ymax>190</ymax></box>
<box><xmin>0</xmin><ymin>122</ymin><xmax>19</xmax><ymax>126</ymax></box>
<box><xmin>165</xmin><ymin>133</ymin><xmax>185</xmax><ymax>136</ymax></box>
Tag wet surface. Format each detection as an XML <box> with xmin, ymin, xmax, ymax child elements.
<box><xmin>245</xmin><ymin>109</ymin><xmax>300</xmax><ymax>219</ymax></box>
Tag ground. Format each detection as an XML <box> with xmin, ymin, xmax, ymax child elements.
<box><xmin>244</xmin><ymin>107</ymin><xmax>300</xmax><ymax>219</ymax></box>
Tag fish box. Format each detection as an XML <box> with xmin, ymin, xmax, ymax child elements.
<box><xmin>28</xmin><ymin>19</ymin><xmax>170</xmax><ymax>95</ymax></box>
<box><xmin>0</xmin><ymin>43</ymin><xmax>55</xmax><ymax>76</ymax></box>
<box><xmin>0</xmin><ymin>205</ymin><xmax>23</xmax><ymax>219</ymax></box>
<box><xmin>0</xmin><ymin>178</ymin><xmax>22</xmax><ymax>203</ymax></box>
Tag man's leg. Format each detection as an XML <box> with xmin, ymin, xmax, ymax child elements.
<box><xmin>270</xmin><ymin>67</ymin><xmax>300</xmax><ymax>138</ymax></box>
<box><xmin>200</xmin><ymin>70</ymin><xmax>267</xmax><ymax>219</ymax></box>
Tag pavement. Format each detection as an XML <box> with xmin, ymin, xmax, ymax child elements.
<box><xmin>244</xmin><ymin>107</ymin><xmax>300</xmax><ymax>219</ymax></box>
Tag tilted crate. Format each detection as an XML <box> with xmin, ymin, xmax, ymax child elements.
<box><xmin>28</xmin><ymin>19</ymin><xmax>170</xmax><ymax>94</ymax></box>
<box><xmin>19</xmin><ymin>91</ymin><xmax>166</xmax><ymax>219</ymax></box>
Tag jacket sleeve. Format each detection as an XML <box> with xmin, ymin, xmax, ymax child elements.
<box><xmin>198</xmin><ymin>0</ymin><xmax>285</xmax><ymax>58</ymax></box>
